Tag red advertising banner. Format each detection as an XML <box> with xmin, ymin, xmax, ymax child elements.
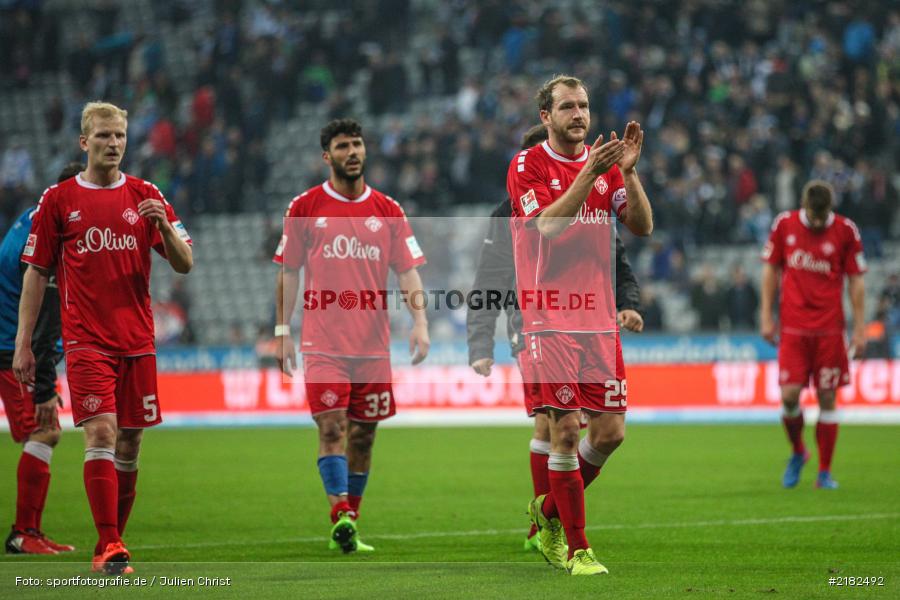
<box><xmin>3</xmin><ymin>361</ymin><xmax>899</xmax><ymax>427</ymax></box>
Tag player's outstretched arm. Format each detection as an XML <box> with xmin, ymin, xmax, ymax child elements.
<box><xmin>275</xmin><ymin>268</ymin><xmax>300</xmax><ymax>376</ymax></box>
<box><xmin>14</xmin><ymin>265</ymin><xmax>50</xmax><ymax>385</ymax></box>
<box><xmin>397</xmin><ymin>267</ymin><xmax>430</xmax><ymax>365</ymax></box>
<box><xmin>848</xmin><ymin>274</ymin><xmax>866</xmax><ymax>357</ymax></box>
<box><xmin>759</xmin><ymin>263</ymin><xmax>779</xmax><ymax>344</ymax></box>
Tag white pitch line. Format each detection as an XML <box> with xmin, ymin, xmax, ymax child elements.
<box><xmin>129</xmin><ymin>512</ymin><xmax>900</xmax><ymax>551</ymax></box>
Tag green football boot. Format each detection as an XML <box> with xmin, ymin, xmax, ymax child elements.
<box><xmin>567</xmin><ymin>548</ymin><xmax>608</xmax><ymax>575</ymax></box>
<box><xmin>527</xmin><ymin>495</ymin><xmax>567</xmax><ymax>569</ymax></box>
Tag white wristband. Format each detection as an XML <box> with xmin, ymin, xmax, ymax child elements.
<box><xmin>274</xmin><ymin>324</ymin><xmax>291</xmax><ymax>337</ymax></box>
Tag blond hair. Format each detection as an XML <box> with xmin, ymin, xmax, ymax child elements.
<box><xmin>80</xmin><ymin>101</ymin><xmax>128</xmax><ymax>136</ymax></box>
<box><xmin>535</xmin><ymin>74</ymin><xmax>587</xmax><ymax>112</ymax></box>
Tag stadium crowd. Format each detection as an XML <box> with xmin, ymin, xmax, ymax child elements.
<box><xmin>1</xmin><ymin>0</ymin><xmax>899</xmax><ymax>339</ymax></box>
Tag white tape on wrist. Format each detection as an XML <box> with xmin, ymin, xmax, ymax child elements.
<box><xmin>274</xmin><ymin>324</ymin><xmax>291</xmax><ymax>337</ymax></box>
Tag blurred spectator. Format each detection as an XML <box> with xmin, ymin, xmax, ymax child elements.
<box><xmin>639</xmin><ymin>287</ymin><xmax>664</xmax><ymax>331</ymax></box>
<box><xmin>690</xmin><ymin>265</ymin><xmax>725</xmax><ymax>331</ymax></box>
<box><xmin>724</xmin><ymin>266</ymin><xmax>759</xmax><ymax>330</ymax></box>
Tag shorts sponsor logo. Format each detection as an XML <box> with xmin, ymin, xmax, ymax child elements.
<box><xmin>555</xmin><ymin>385</ymin><xmax>575</xmax><ymax>405</ymax></box>
<box><xmin>520</xmin><ymin>189</ymin><xmax>539</xmax><ymax>215</ymax></box>
<box><xmin>320</xmin><ymin>390</ymin><xmax>339</xmax><ymax>408</ymax></box>
<box><xmin>365</xmin><ymin>216</ymin><xmax>383</xmax><ymax>232</ymax></box>
<box><xmin>82</xmin><ymin>395</ymin><xmax>102</xmax><ymax>412</ymax></box>
<box><xmin>23</xmin><ymin>234</ymin><xmax>37</xmax><ymax>257</ymax></box>
<box><xmin>122</xmin><ymin>208</ymin><xmax>140</xmax><ymax>225</ymax></box>
<box><xmin>594</xmin><ymin>176</ymin><xmax>608</xmax><ymax>195</ymax></box>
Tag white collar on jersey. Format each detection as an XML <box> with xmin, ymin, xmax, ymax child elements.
<box><xmin>799</xmin><ymin>209</ymin><xmax>835</xmax><ymax>229</ymax></box>
<box><xmin>541</xmin><ymin>141</ymin><xmax>588</xmax><ymax>163</ymax></box>
<box><xmin>322</xmin><ymin>180</ymin><xmax>372</xmax><ymax>203</ymax></box>
<box><xmin>75</xmin><ymin>172</ymin><xmax>126</xmax><ymax>190</ymax></box>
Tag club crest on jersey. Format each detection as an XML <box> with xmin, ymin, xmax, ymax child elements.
<box><xmin>82</xmin><ymin>395</ymin><xmax>102</xmax><ymax>413</ymax></box>
<box><xmin>821</xmin><ymin>241</ymin><xmax>834</xmax><ymax>256</ymax></box>
<box><xmin>315</xmin><ymin>217</ymin><xmax>328</xmax><ymax>228</ymax></box>
<box><xmin>122</xmin><ymin>208</ymin><xmax>140</xmax><ymax>225</ymax></box>
<box><xmin>594</xmin><ymin>176</ymin><xmax>608</xmax><ymax>195</ymax></box>
<box><xmin>365</xmin><ymin>216</ymin><xmax>383</xmax><ymax>233</ymax></box>
<box><xmin>555</xmin><ymin>385</ymin><xmax>575</xmax><ymax>405</ymax></box>
<box><xmin>68</xmin><ymin>210</ymin><xmax>82</xmax><ymax>223</ymax></box>
<box><xmin>550</xmin><ymin>178</ymin><xmax>562</xmax><ymax>190</ymax></box>
<box><xmin>520</xmin><ymin>189</ymin><xmax>539</xmax><ymax>215</ymax></box>
<box><xmin>320</xmin><ymin>390</ymin><xmax>339</xmax><ymax>408</ymax></box>
<box><xmin>786</xmin><ymin>234</ymin><xmax>796</xmax><ymax>246</ymax></box>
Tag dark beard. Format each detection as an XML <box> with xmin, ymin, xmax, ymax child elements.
<box><xmin>332</xmin><ymin>160</ymin><xmax>365</xmax><ymax>182</ymax></box>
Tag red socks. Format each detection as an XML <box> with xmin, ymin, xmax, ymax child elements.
<box><xmin>548</xmin><ymin>466</ymin><xmax>588</xmax><ymax>558</ymax></box>
<box><xmin>529</xmin><ymin>450</ymin><xmax>551</xmax><ymax>497</ymax></box>
<box><xmin>782</xmin><ymin>413</ymin><xmax>806</xmax><ymax>455</ymax></box>
<box><xmin>348</xmin><ymin>494</ymin><xmax>362</xmax><ymax>516</ymax></box>
<box><xmin>116</xmin><ymin>467</ymin><xmax>138</xmax><ymax>536</ymax></box>
<box><xmin>816</xmin><ymin>418</ymin><xmax>839</xmax><ymax>472</ymax></box>
<box><xmin>15</xmin><ymin>449</ymin><xmax>51</xmax><ymax>532</ymax></box>
<box><xmin>330</xmin><ymin>499</ymin><xmax>356</xmax><ymax>523</ymax></box>
<box><xmin>84</xmin><ymin>450</ymin><xmax>121</xmax><ymax>550</ymax></box>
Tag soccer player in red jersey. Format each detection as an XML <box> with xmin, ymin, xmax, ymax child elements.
<box><xmin>274</xmin><ymin>119</ymin><xmax>429</xmax><ymax>553</ymax></box>
<box><xmin>508</xmin><ymin>75</ymin><xmax>653</xmax><ymax>575</ymax></box>
<box><xmin>760</xmin><ymin>181</ymin><xmax>866</xmax><ymax>490</ymax></box>
<box><xmin>13</xmin><ymin>102</ymin><xmax>193</xmax><ymax>574</ymax></box>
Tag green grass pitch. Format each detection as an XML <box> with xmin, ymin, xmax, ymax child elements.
<box><xmin>0</xmin><ymin>425</ymin><xmax>897</xmax><ymax>599</ymax></box>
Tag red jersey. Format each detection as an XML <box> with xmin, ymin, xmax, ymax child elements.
<box><xmin>22</xmin><ymin>173</ymin><xmax>191</xmax><ymax>356</ymax></box>
<box><xmin>762</xmin><ymin>210</ymin><xmax>866</xmax><ymax>335</ymax></box>
<box><xmin>273</xmin><ymin>181</ymin><xmax>425</xmax><ymax>358</ymax></box>
<box><xmin>507</xmin><ymin>141</ymin><xmax>625</xmax><ymax>334</ymax></box>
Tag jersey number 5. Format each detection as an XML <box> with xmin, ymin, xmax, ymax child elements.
<box><xmin>142</xmin><ymin>394</ymin><xmax>158</xmax><ymax>422</ymax></box>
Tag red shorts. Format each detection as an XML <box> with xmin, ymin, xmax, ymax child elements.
<box><xmin>0</xmin><ymin>370</ymin><xmax>59</xmax><ymax>442</ymax></box>
<box><xmin>524</xmin><ymin>332</ymin><xmax>627</xmax><ymax>414</ymax></box>
<box><xmin>303</xmin><ymin>354</ymin><xmax>395</xmax><ymax>422</ymax></box>
<box><xmin>778</xmin><ymin>332</ymin><xmax>850</xmax><ymax>390</ymax></box>
<box><xmin>516</xmin><ymin>351</ymin><xmax>541</xmax><ymax>417</ymax></box>
<box><xmin>67</xmin><ymin>350</ymin><xmax>161</xmax><ymax>428</ymax></box>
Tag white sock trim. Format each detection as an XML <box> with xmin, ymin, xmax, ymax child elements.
<box><xmin>84</xmin><ymin>447</ymin><xmax>115</xmax><ymax>462</ymax></box>
<box><xmin>818</xmin><ymin>410</ymin><xmax>840</xmax><ymax>424</ymax></box>
<box><xmin>548</xmin><ymin>452</ymin><xmax>579</xmax><ymax>472</ymax></box>
<box><xmin>529</xmin><ymin>438</ymin><xmax>551</xmax><ymax>455</ymax></box>
<box><xmin>782</xmin><ymin>405</ymin><xmax>802</xmax><ymax>418</ymax></box>
<box><xmin>578</xmin><ymin>437</ymin><xmax>610</xmax><ymax>468</ymax></box>
<box><xmin>115</xmin><ymin>458</ymin><xmax>139</xmax><ymax>472</ymax></box>
<box><xmin>23</xmin><ymin>441</ymin><xmax>53</xmax><ymax>464</ymax></box>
